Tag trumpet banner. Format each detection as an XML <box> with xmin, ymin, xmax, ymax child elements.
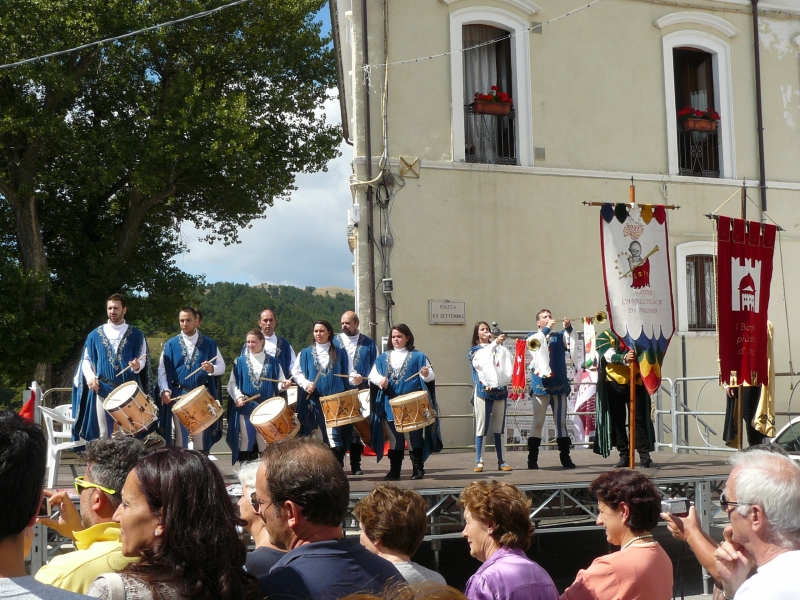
<box><xmin>600</xmin><ymin>203</ymin><xmax>675</xmax><ymax>394</ymax></box>
<box><xmin>716</xmin><ymin>216</ymin><xmax>776</xmax><ymax>387</ymax></box>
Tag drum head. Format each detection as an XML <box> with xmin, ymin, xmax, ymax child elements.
<box><xmin>286</xmin><ymin>386</ymin><xmax>298</xmax><ymax>406</ymax></box>
<box><xmin>172</xmin><ymin>387</ymin><xmax>205</xmax><ymax>410</ymax></box>
<box><xmin>252</xmin><ymin>398</ymin><xmax>287</xmax><ymax>423</ymax></box>
<box><xmin>104</xmin><ymin>382</ymin><xmax>139</xmax><ymax>409</ymax></box>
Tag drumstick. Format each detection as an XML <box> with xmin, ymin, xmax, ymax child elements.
<box><xmin>243</xmin><ymin>394</ymin><xmax>262</xmax><ymax>404</ymax></box>
<box><xmin>312</xmin><ymin>371</ymin><xmax>322</xmax><ymax>386</ymax></box>
<box><xmin>116</xmin><ymin>354</ymin><xmax>147</xmax><ymax>377</ymax></box>
<box><xmin>185</xmin><ymin>356</ymin><xmax>217</xmax><ymax>379</ymax></box>
<box><xmin>260</xmin><ymin>377</ymin><xmax>291</xmax><ymax>383</ymax></box>
<box><xmin>404</xmin><ymin>366</ymin><xmax>432</xmax><ymax>382</ymax></box>
<box><xmin>333</xmin><ymin>374</ymin><xmax>351</xmax><ymax>378</ymax></box>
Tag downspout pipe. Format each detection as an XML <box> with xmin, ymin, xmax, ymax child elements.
<box><xmin>752</xmin><ymin>0</ymin><xmax>767</xmax><ymax>214</ymax></box>
<box><xmin>329</xmin><ymin>0</ymin><xmax>352</xmax><ymax>145</ymax></box>
<box><xmin>361</xmin><ymin>0</ymin><xmax>378</xmax><ymax>341</ymax></box>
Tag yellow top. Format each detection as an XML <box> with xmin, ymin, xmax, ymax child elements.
<box><xmin>35</xmin><ymin>521</ymin><xmax>136</xmax><ymax>594</ymax></box>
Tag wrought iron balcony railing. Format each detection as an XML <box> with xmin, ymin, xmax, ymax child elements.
<box><xmin>677</xmin><ymin>121</ymin><xmax>720</xmax><ymax>178</ymax></box>
<box><xmin>464</xmin><ymin>104</ymin><xmax>517</xmax><ymax>166</ymax></box>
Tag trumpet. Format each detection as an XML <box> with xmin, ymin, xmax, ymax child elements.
<box><xmin>561</xmin><ymin>311</ymin><xmax>608</xmax><ymax>324</ymax></box>
<box><xmin>526</xmin><ymin>311</ymin><xmax>607</xmax><ymax>352</ymax></box>
<box><xmin>527</xmin><ymin>335</ymin><xmax>543</xmax><ymax>352</ymax></box>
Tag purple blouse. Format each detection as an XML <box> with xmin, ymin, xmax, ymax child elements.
<box><xmin>465</xmin><ymin>547</ymin><xmax>559</xmax><ymax>600</ymax></box>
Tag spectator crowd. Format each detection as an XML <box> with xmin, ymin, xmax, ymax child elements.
<box><xmin>1</xmin><ymin>409</ymin><xmax>798</xmax><ymax>600</ymax></box>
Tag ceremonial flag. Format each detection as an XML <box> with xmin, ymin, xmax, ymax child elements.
<box><xmin>716</xmin><ymin>216</ymin><xmax>776</xmax><ymax>387</ymax></box>
<box><xmin>600</xmin><ymin>203</ymin><xmax>675</xmax><ymax>394</ymax></box>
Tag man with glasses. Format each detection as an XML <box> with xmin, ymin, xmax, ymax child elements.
<box><xmin>713</xmin><ymin>449</ymin><xmax>800</xmax><ymax>599</ymax></box>
<box><xmin>253</xmin><ymin>437</ymin><xmax>400</xmax><ymax>599</ymax></box>
<box><xmin>35</xmin><ymin>437</ymin><xmax>147</xmax><ymax>594</ymax></box>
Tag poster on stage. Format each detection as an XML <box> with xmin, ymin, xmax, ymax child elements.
<box><xmin>716</xmin><ymin>216</ymin><xmax>776</xmax><ymax>387</ymax></box>
<box><xmin>600</xmin><ymin>203</ymin><xmax>675</xmax><ymax>394</ymax></box>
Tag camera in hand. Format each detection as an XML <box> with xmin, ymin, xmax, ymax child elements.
<box><xmin>38</xmin><ymin>496</ymin><xmax>50</xmax><ymax>518</ymax></box>
<box><xmin>661</xmin><ymin>497</ymin><xmax>690</xmax><ymax>517</ymax></box>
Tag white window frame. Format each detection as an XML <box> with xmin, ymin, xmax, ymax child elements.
<box><xmin>676</xmin><ymin>241</ymin><xmax>716</xmax><ymax>336</ymax></box>
<box><xmin>662</xmin><ymin>30</ymin><xmax>736</xmax><ymax>179</ymax></box>
<box><xmin>449</xmin><ymin>7</ymin><xmax>533</xmax><ymax>166</ymax></box>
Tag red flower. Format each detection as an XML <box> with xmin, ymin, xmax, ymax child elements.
<box><xmin>677</xmin><ymin>106</ymin><xmax>694</xmax><ymax>117</ymax></box>
<box><xmin>694</xmin><ymin>109</ymin><xmax>704</xmax><ymax>118</ymax></box>
<box><xmin>490</xmin><ymin>85</ymin><xmax>498</xmax><ymax>91</ymax></box>
<box><xmin>709</xmin><ymin>110</ymin><xmax>721</xmax><ymax>121</ymax></box>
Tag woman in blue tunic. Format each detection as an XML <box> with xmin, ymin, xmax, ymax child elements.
<box><xmin>291</xmin><ymin>320</ymin><xmax>354</xmax><ymax>465</ymax></box>
<box><xmin>468</xmin><ymin>321</ymin><xmax>512</xmax><ymax>473</ymax></box>
<box><xmin>226</xmin><ymin>329</ymin><xmax>286</xmax><ymax>464</ymax></box>
<box><xmin>368</xmin><ymin>323</ymin><xmax>442</xmax><ymax>481</ymax></box>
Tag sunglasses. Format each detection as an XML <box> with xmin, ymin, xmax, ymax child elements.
<box><xmin>74</xmin><ymin>476</ymin><xmax>116</xmax><ymax>496</ymax></box>
<box><xmin>720</xmin><ymin>492</ymin><xmax>744</xmax><ymax>513</ymax></box>
<box><xmin>250</xmin><ymin>491</ymin><xmax>272</xmax><ymax>515</ymax></box>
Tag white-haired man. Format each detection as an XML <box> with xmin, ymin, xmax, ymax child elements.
<box><xmin>714</xmin><ymin>449</ymin><xmax>800</xmax><ymax>599</ymax></box>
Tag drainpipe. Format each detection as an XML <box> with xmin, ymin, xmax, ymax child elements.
<box><xmin>329</xmin><ymin>0</ymin><xmax>352</xmax><ymax>145</ymax></box>
<box><xmin>752</xmin><ymin>0</ymin><xmax>767</xmax><ymax>214</ymax></box>
<box><xmin>361</xmin><ymin>0</ymin><xmax>378</xmax><ymax>341</ymax></box>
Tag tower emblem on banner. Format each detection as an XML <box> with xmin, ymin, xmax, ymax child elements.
<box><xmin>599</xmin><ymin>202</ymin><xmax>676</xmax><ymax>393</ymax></box>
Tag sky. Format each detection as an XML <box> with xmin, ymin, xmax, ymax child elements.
<box><xmin>176</xmin><ymin>4</ymin><xmax>356</xmax><ymax>290</ymax></box>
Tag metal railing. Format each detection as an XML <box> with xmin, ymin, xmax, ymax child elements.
<box><xmin>677</xmin><ymin>121</ymin><xmax>720</xmax><ymax>178</ymax></box>
<box><xmin>464</xmin><ymin>104</ymin><xmax>517</xmax><ymax>165</ymax></box>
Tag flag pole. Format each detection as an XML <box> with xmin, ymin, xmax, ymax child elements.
<box><xmin>629</xmin><ymin>359</ymin><xmax>637</xmax><ymax>469</ymax></box>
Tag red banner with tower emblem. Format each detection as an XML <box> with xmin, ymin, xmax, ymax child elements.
<box><xmin>716</xmin><ymin>216</ymin><xmax>776</xmax><ymax>387</ymax></box>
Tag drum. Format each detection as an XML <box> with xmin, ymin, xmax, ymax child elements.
<box><xmin>172</xmin><ymin>386</ymin><xmax>223</xmax><ymax>437</ymax></box>
<box><xmin>286</xmin><ymin>386</ymin><xmax>298</xmax><ymax>411</ymax></box>
<box><xmin>250</xmin><ymin>398</ymin><xmax>299</xmax><ymax>444</ymax></box>
<box><xmin>320</xmin><ymin>389</ymin><xmax>365</xmax><ymax>427</ymax></box>
<box><xmin>389</xmin><ymin>391</ymin><xmax>436</xmax><ymax>432</ymax></box>
<box><xmin>104</xmin><ymin>382</ymin><xmax>159</xmax><ymax>436</ymax></box>
<box><xmin>353</xmin><ymin>389</ymin><xmax>372</xmax><ymax>445</ymax></box>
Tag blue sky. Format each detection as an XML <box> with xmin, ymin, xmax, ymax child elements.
<box><xmin>177</xmin><ymin>3</ymin><xmax>355</xmax><ymax>290</ymax></box>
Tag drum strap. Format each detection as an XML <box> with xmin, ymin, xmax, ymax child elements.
<box><xmin>171</xmin><ymin>381</ymin><xmax>192</xmax><ymax>393</ymax></box>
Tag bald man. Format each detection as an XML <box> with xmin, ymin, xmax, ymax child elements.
<box><xmin>242</xmin><ymin>309</ymin><xmax>296</xmax><ymax>378</ymax></box>
<box><xmin>334</xmin><ymin>311</ymin><xmax>378</xmax><ymax>475</ymax></box>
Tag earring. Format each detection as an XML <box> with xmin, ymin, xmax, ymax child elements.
<box><xmin>154</xmin><ymin>529</ymin><xmax>161</xmax><ymax>537</ymax></box>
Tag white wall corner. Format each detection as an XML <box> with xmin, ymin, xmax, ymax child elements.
<box><xmin>655</xmin><ymin>12</ymin><xmax>739</xmax><ymax>38</ymax></box>
<box><xmin>440</xmin><ymin>0</ymin><xmax>540</xmax><ymax>16</ymax></box>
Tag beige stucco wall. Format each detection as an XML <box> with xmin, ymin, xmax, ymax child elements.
<box><xmin>339</xmin><ymin>0</ymin><xmax>800</xmax><ymax>450</ymax></box>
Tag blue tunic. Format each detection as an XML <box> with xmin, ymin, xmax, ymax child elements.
<box><xmin>71</xmin><ymin>326</ymin><xmax>150</xmax><ymax>442</ymax></box>
<box><xmin>333</xmin><ymin>333</ymin><xmax>378</xmax><ymax>378</ymax></box>
<box><xmin>530</xmin><ymin>327</ymin><xmax>573</xmax><ymax>396</ymax></box>
<box><xmin>369</xmin><ymin>350</ymin><xmax>443</xmax><ymax>462</ymax></box>
<box><xmin>467</xmin><ymin>344</ymin><xmax>508</xmax><ymax>401</ymax></box>
<box><xmin>225</xmin><ymin>353</ymin><xmax>282</xmax><ymax>464</ymax></box>
<box><xmin>295</xmin><ymin>345</ymin><xmax>352</xmax><ymax>446</ymax></box>
<box><xmin>159</xmin><ymin>333</ymin><xmax>220</xmax><ymax>447</ymax></box>
<box><xmin>241</xmin><ymin>336</ymin><xmax>294</xmax><ymax>379</ymax></box>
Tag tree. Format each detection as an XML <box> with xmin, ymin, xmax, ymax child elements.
<box><xmin>0</xmin><ymin>0</ymin><xmax>340</xmax><ymax>386</ymax></box>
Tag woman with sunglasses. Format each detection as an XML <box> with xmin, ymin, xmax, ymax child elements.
<box><xmin>235</xmin><ymin>459</ymin><xmax>286</xmax><ymax>578</ymax></box>
<box><xmin>87</xmin><ymin>447</ymin><xmax>257</xmax><ymax>600</ymax></box>
<box><xmin>560</xmin><ymin>469</ymin><xmax>672</xmax><ymax>600</ymax></box>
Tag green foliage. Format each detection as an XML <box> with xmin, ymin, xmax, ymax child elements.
<box><xmin>152</xmin><ymin>282</ymin><xmax>355</xmax><ymax>376</ymax></box>
<box><xmin>0</xmin><ymin>0</ymin><xmax>341</xmax><ymax>386</ymax></box>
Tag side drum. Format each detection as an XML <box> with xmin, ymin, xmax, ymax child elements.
<box><xmin>104</xmin><ymin>382</ymin><xmax>158</xmax><ymax>436</ymax></box>
<box><xmin>172</xmin><ymin>386</ymin><xmax>223</xmax><ymax>437</ymax></box>
<box><xmin>250</xmin><ymin>397</ymin><xmax>300</xmax><ymax>444</ymax></box>
<box><xmin>320</xmin><ymin>389</ymin><xmax>365</xmax><ymax>427</ymax></box>
<box><xmin>389</xmin><ymin>391</ymin><xmax>436</xmax><ymax>433</ymax></box>
<box><xmin>352</xmin><ymin>389</ymin><xmax>372</xmax><ymax>446</ymax></box>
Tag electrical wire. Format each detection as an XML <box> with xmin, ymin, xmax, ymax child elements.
<box><xmin>0</xmin><ymin>0</ymin><xmax>251</xmax><ymax>71</ymax></box>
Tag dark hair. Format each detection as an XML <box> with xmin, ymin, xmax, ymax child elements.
<box><xmin>459</xmin><ymin>481</ymin><xmax>533</xmax><ymax>551</ymax></box>
<box><xmin>314</xmin><ymin>320</ymin><xmax>338</xmax><ymax>364</ymax></box>
<box><xmin>179</xmin><ymin>306</ymin><xmax>198</xmax><ymax>319</ymax></box>
<box><xmin>246</xmin><ymin>328</ymin><xmax>265</xmax><ymax>342</ymax></box>
<box><xmin>107</xmin><ymin>293</ymin><xmax>127</xmax><ymax>308</ymax></box>
<box><xmin>355</xmin><ymin>484</ymin><xmax>428</xmax><ymax>557</ymax></box>
<box><xmin>0</xmin><ymin>411</ymin><xmax>46</xmax><ymax>541</ymax></box>
<box><xmin>84</xmin><ymin>437</ymin><xmax>148</xmax><ymax>508</ymax></box>
<box><xmin>536</xmin><ymin>309</ymin><xmax>551</xmax><ymax>322</ymax></box>
<box><xmin>471</xmin><ymin>322</ymin><xmax>490</xmax><ymax>347</ymax></box>
<box><xmin>263</xmin><ymin>437</ymin><xmax>349</xmax><ymax>527</ymax></box>
<box><xmin>589</xmin><ymin>470</ymin><xmax>662</xmax><ymax>533</ymax></box>
<box><xmin>391</xmin><ymin>324</ymin><xmax>415</xmax><ymax>351</ymax></box>
<box><xmin>124</xmin><ymin>448</ymin><xmax>255</xmax><ymax>599</ymax></box>
<box><xmin>195</xmin><ymin>308</ymin><xmax>203</xmax><ymax>323</ymax></box>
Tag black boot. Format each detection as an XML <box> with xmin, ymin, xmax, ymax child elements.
<box><xmin>639</xmin><ymin>451</ymin><xmax>659</xmax><ymax>469</ymax></box>
<box><xmin>557</xmin><ymin>437</ymin><xmax>576</xmax><ymax>469</ymax></box>
<box><xmin>350</xmin><ymin>443</ymin><xmax>364</xmax><ymax>475</ymax></box>
<box><xmin>527</xmin><ymin>437</ymin><xmax>541</xmax><ymax>470</ymax></box>
<box><xmin>613</xmin><ymin>450</ymin><xmax>629</xmax><ymax>468</ymax></box>
<box><xmin>410</xmin><ymin>448</ymin><xmax>425</xmax><ymax>480</ymax></box>
<box><xmin>384</xmin><ymin>449</ymin><xmax>403</xmax><ymax>480</ymax></box>
<box><xmin>331</xmin><ymin>446</ymin><xmax>346</xmax><ymax>468</ymax></box>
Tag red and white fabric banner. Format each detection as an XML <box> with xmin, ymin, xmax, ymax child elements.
<box><xmin>716</xmin><ymin>216</ymin><xmax>777</xmax><ymax>387</ymax></box>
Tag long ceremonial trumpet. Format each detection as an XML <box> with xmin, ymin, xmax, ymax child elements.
<box><xmin>526</xmin><ymin>311</ymin><xmax>607</xmax><ymax>352</ymax></box>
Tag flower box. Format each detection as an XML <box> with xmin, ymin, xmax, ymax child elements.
<box><xmin>683</xmin><ymin>118</ymin><xmax>717</xmax><ymax>132</ymax></box>
<box><xmin>471</xmin><ymin>101</ymin><xmax>512</xmax><ymax>116</ymax></box>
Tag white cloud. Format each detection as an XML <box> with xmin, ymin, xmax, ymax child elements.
<box><xmin>177</xmin><ymin>93</ymin><xmax>355</xmax><ymax>290</ymax></box>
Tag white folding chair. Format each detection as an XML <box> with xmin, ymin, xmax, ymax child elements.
<box><xmin>40</xmin><ymin>405</ymin><xmax>86</xmax><ymax>488</ymax></box>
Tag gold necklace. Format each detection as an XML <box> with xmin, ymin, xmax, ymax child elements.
<box><xmin>621</xmin><ymin>534</ymin><xmax>654</xmax><ymax>549</ymax></box>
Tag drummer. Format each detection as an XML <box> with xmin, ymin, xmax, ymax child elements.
<box><xmin>291</xmin><ymin>320</ymin><xmax>359</xmax><ymax>466</ymax></box>
<box><xmin>333</xmin><ymin>311</ymin><xmax>378</xmax><ymax>475</ymax></box>
<box><xmin>368</xmin><ymin>324</ymin><xmax>442</xmax><ymax>481</ymax></box>
<box><xmin>226</xmin><ymin>329</ymin><xmax>289</xmax><ymax>464</ymax></box>
<box><xmin>157</xmin><ymin>306</ymin><xmax>226</xmax><ymax>452</ymax></box>
<box><xmin>243</xmin><ymin>309</ymin><xmax>296</xmax><ymax>380</ymax></box>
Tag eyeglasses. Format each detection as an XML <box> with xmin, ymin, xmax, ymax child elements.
<box><xmin>720</xmin><ymin>492</ymin><xmax>744</xmax><ymax>514</ymax></box>
<box><xmin>74</xmin><ymin>476</ymin><xmax>116</xmax><ymax>496</ymax></box>
<box><xmin>250</xmin><ymin>491</ymin><xmax>272</xmax><ymax>515</ymax></box>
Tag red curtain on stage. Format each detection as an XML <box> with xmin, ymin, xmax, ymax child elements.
<box><xmin>716</xmin><ymin>216</ymin><xmax>776</xmax><ymax>387</ymax></box>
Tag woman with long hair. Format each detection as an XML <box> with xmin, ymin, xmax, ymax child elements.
<box><xmin>291</xmin><ymin>319</ymin><xmax>354</xmax><ymax>465</ymax></box>
<box><xmin>87</xmin><ymin>447</ymin><xmax>256</xmax><ymax>599</ymax></box>
<box><xmin>368</xmin><ymin>324</ymin><xmax>442</xmax><ymax>480</ymax></box>
<box><xmin>226</xmin><ymin>328</ymin><xmax>287</xmax><ymax>464</ymax></box>
<box><xmin>468</xmin><ymin>322</ymin><xmax>512</xmax><ymax>472</ymax></box>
